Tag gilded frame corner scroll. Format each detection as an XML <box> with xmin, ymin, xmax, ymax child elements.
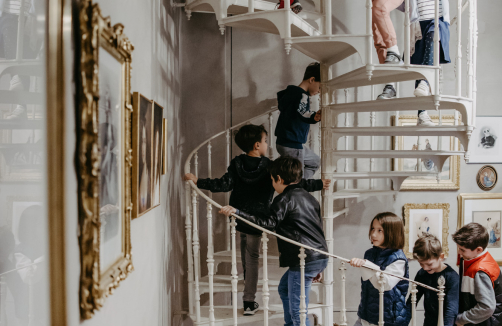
<box><xmin>76</xmin><ymin>0</ymin><xmax>134</xmax><ymax>319</ymax></box>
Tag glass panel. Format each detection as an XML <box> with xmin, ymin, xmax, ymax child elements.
<box><xmin>0</xmin><ymin>0</ymin><xmax>50</xmax><ymax>325</ymax></box>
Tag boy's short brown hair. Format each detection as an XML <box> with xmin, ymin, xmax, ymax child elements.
<box><xmin>269</xmin><ymin>156</ymin><xmax>302</xmax><ymax>185</ymax></box>
<box><xmin>413</xmin><ymin>234</ymin><xmax>443</xmax><ymax>261</ymax></box>
<box><xmin>452</xmin><ymin>222</ymin><xmax>489</xmax><ymax>250</ymax></box>
<box><xmin>303</xmin><ymin>62</ymin><xmax>321</xmax><ymax>81</ymax></box>
<box><xmin>234</xmin><ymin>124</ymin><xmax>267</xmax><ymax>153</ymax></box>
<box><xmin>369</xmin><ymin>212</ymin><xmax>405</xmax><ymax>250</ymax></box>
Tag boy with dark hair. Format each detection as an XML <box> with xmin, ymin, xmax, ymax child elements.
<box><xmin>184</xmin><ymin>125</ymin><xmax>330</xmax><ymax>316</ymax></box>
<box><xmin>275</xmin><ymin>62</ymin><xmax>322</xmax><ymax>179</ymax></box>
<box><xmin>219</xmin><ymin>156</ymin><xmax>328</xmax><ymax>326</ymax></box>
<box><xmin>452</xmin><ymin>223</ymin><xmax>502</xmax><ymax>326</ymax></box>
<box><xmin>407</xmin><ymin>234</ymin><xmax>459</xmax><ymax>326</ymax></box>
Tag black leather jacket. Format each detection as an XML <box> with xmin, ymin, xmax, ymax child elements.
<box><xmin>197</xmin><ymin>154</ymin><xmax>324</xmax><ymax>235</ymax></box>
<box><xmin>237</xmin><ymin>183</ymin><xmax>328</xmax><ymax>267</ymax></box>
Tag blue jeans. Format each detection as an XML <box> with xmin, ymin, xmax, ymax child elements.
<box><xmin>278</xmin><ymin>258</ymin><xmax>328</xmax><ymax>326</ymax></box>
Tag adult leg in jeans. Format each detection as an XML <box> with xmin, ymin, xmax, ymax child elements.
<box><xmin>372</xmin><ymin>0</ymin><xmax>404</xmax><ymax>62</ymax></box>
<box><xmin>279</xmin><ymin>258</ymin><xmax>329</xmax><ymax>326</ymax></box>
<box><xmin>242</xmin><ymin>234</ymin><xmax>261</xmax><ymax>302</ymax></box>
<box><xmin>302</xmin><ymin>146</ymin><xmax>320</xmax><ymax>179</ymax></box>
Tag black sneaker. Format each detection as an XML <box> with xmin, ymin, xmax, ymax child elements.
<box><xmin>243</xmin><ymin>301</ymin><xmax>259</xmax><ymax>316</ymax></box>
<box><xmin>384</xmin><ymin>51</ymin><xmax>404</xmax><ymax>65</ymax></box>
<box><xmin>376</xmin><ymin>85</ymin><xmax>396</xmax><ymax>100</ymax></box>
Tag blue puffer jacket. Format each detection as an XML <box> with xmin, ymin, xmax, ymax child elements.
<box><xmin>357</xmin><ymin>247</ymin><xmax>411</xmax><ymax>326</ymax></box>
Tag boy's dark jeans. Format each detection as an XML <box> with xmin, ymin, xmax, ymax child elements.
<box><xmin>278</xmin><ymin>258</ymin><xmax>328</xmax><ymax>326</ymax></box>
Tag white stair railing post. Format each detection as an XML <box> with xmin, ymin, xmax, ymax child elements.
<box><xmin>411</xmin><ymin>283</ymin><xmax>418</xmax><ymax>326</ymax></box>
<box><xmin>230</xmin><ymin>216</ymin><xmax>238</xmax><ymax>326</ymax></box>
<box><xmin>325</xmin><ymin>0</ymin><xmax>332</xmax><ymax>35</ymax></box>
<box><xmin>299</xmin><ymin>247</ymin><xmax>307</xmax><ymax>326</ymax></box>
<box><xmin>192</xmin><ymin>189</ymin><xmax>201</xmax><ymax>324</ymax></box>
<box><xmin>226</xmin><ymin>131</ymin><xmax>231</xmax><ymax>251</ymax></box>
<box><xmin>404</xmin><ymin>0</ymin><xmax>411</xmax><ymax>66</ymax></box>
<box><xmin>472</xmin><ymin>0</ymin><xmax>478</xmax><ymax>126</ymax></box>
<box><xmin>269</xmin><ymin>113</ymin><xmax>274</xmax><ymax>159</ymax></box>
<box><xmin>284</xmin><ymin>6</ymin><xmax>292</xmax><ymax>54</ymax></box>
<box><xmin>320</xmin><ymin>63</ymin><xmax>334</xmax><ymax>326</ymax></box>
<box><xmin>438</xmin><ymin>276</ymin><xmax>446</xmax><ymax>326</ymax></box>
<box><xmin>433</xmin><ymin>0</ymin><xmax>441</xmax><ymax>110</ymax></box>
<box><xmin>1</xmin><ymin>276</ymin><xmax>6</xmax><ymax>325</ymax></box>
<box><xmin>378</xmin><ymin>273</ymin><xmax>386</xmax><ymax>326</ymax></box>
<box><xmin>28</xmin><ymin>275</ymin><xmax>34</xmax><ymax>326</ymax></box>
<box><xmin>248</xmin><ymin>0</ymin><xmax>254</xmax><ymax>13</ymax></box>
<box><xmin>455</xmin><ymin>0</ymin><xmax>462</xmax><ymax>98</ymax></box>
<box><xmin>194</xmin><ymin>152</ymin><xmax>201</xmax><ymax>279</ymax></box>
<box><xmin>344</xmin><ymin>89</ymin><xmax>349</xmax><ymax>190</ymax></box>
<box><xmin>370</xmin><ymin>86</ymin><xmax>375</xmax><ymax>189</ymax></box>
<box><xmin>467</xmin><ymin>0</ymin><xmax>474</xmax><ymax>100</ymax></box>
<box><xmin>262</xmin><ymin>232</ymin><xmax>270</xmax><ymax>326</ymax></box>
<box><xmin>15</xmin><ymin>3</ymin><xmax>26</xmax><ymax>61</ymax></box>
<box><xmin>339</xmin><ymin>261</ymin><xmax>348</xmax><ymax>326</ymax></box>
<box><xmin>366</xmin><ymin>0</ymin><xmax>373</xmax><ymax>78</ymax></box>
<box><xmin>185</xmin><ymin>177</ymin><xmax>194</xmax><ymax>316</ymax></box>
<box><xmin>206</xmin><ymin>202</ymin><xmax>215</xmax><ymax>326</ymax></box>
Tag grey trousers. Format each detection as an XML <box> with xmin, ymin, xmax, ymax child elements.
<box><xmin>240</xmin><ymin>233</ymin><xmax>261</xmax><ymax>302</ymax></box>
<box><xmin>276</xmin><ymin>144</ymin><xmax>320</xmax><ymax>179</ymax></box>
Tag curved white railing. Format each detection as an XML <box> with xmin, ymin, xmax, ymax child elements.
<box><xmin>183</xmin><ymin>110</ymin><xmax>446</xmax><ymax>326</ymax></box>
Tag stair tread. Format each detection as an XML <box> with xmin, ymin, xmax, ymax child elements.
<box><xmin>330</xmin><ymin>150</ymin><xmax>464</xmax><ymax>157</ymax></box>
<box><xmin>291</xmin><ymin>35</ymin><xmax>366</xmax><ymax>65</ymax></box>
<box><xmin>221</xmin><ymin>9</ymin><xmax>320</xmax><ymax>38</ymax></box>
<box><xmin>332</xmin><ymin>189</ymin><xmax>397</xmax><ymax>199</ymax></box>
<box><xmin>332</xmin><ymin>125</ymin><xmax>468</xmax><ymax>132</ymax></box>
<box><xmin>187</xmin><ymin>0</ymin><xmax>276</xmax><ymax>14</ymax></box>
<box><xmin>331</xmin><ymin>171</ymin><xmax>436</xmax><ymax>178</ymax></box>
<box><xmin>325</xmin><ymin>65</ymin><xmax>437</xmax><ymax>89</ymax></box>
<box><xmin>214</xmin><ymin>250</ymin><xmax>279</xmax><ymax>260</ymax></box>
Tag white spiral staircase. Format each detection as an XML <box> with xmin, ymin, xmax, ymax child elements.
<box><xmin>182</xmin><ymin>0</ymin><xmax>478</xmax><ymax>325</ymax></box>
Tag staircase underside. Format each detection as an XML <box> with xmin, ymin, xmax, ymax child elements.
<box><xmin>221</xmin><ymin>9</ymin><xmax>320</xmax><ymax>38</ymax></box>
<box><xmin>186</xmin><ymin>0</ymin><xmax>276</xmax><ymax>15</ymax></box>
<box><xmin>291</xmin><ymin>35</ymin><xmax>367</xmax><ymax>65</ymax></box>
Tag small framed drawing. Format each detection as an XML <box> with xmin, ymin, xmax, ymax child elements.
<box><xmin>458</xmin><ymin>193</ymin><xmax>502</xmax><ymax>264</ymax></box>
<box><xmin>151</xmin><ymin>102</ymin><xmax>163</xmax><ymax>207</ymax></box>
<box><xmin>403</xmin><ymin>203</ymin><xmax>450</xmax><ymax>259</ymax></box>
<box><xmin>132</xmin><ymin>93</ymin><xmax>153</xmax><ymax>218</ymax></box>
<box><xmin>162</xmin><ymin>118</ymin><xmax>168</xmax><ymax>175</ymax></box>
<box><xmin>467</xmin><ymin>116</ymin><xmax>502</xmax><ymax>163</ymax></box>
<box><xmin>476</xmin><ymin>165</ymin><xmax>498</xmax><ymax>191</ymax></box>
<box><xmin>392</xmin><ymin>115</ymin><xmax>460</xmax><ymax>190</ymax></box>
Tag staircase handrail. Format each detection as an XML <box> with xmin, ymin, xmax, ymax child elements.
<box><xmin>183</xmin><ymin>112</ymin><xmax>439</xmax><ymax>293</ymax></box>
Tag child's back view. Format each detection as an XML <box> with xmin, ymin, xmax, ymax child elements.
<box><xmin>453</xmin><ymin>223</ymin><xmax>502</xmax><ymax>326</ymax></box>
<box><xmin>408</xmin><ymin>234</ymin><xmax>459</xmax><ymax>326</ymax></box>
<box><xmin>184</xmin><ymin>124</ymin><xmax>329</xmax><ymax>316</ymax></box>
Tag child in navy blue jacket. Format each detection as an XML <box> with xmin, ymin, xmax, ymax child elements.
<box><xmin>275</xmin><ymin>62</ymin><xmax>321</xmax><ymax>179</ymax></box>
<box><xmin>350</xmin><ymin>212</ymin><xmax>411</xmax><ymax>326</ymax></box>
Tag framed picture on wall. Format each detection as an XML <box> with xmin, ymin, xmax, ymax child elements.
<box><xmin>458</xmin><ymin>193</ymin><xmax>502</xmax><ymax>264</ymax></box>
<box><xmin>151</xmin><ymin>102</ymin><xmax>163</xmax><ymax>207</ymax></box>
<box><xmin>467</xmin><ymin>116</ymin><xmax>502</xmax><ymax>163</ymax></box>
<box><xmin>403</xmin><ymin>203</ymin><xmax>450</xmax><ymax>259</ymax></box>
<box><xmin>392</xmin><ymin>115</ymin><xmax>460</xmax><ymax>190</ymax></box>
<box><xmin>476</xmin><ymin>165</ymin><xmax>498</xmax><ymax>191</ymax></box>
<box><xmin>132</xmin><ymin>93</ymin><xmax>154</xmax><ymax>218</ymax></box>
<box><xmin>76</xmin><ymin>1</ymin><xmax>133</xmax><ymax>318</ymax></box>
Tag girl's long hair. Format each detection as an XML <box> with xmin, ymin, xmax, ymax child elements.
<box><xmin>368</xmin><ymin>212</ymin><xmax>405</xmax><ymax>250</ymax></box>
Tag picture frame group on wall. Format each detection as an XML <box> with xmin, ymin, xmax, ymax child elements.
<box><xmin>132</xmin><ymin>93</ymin><xmax>163</xmax><ymax>218</ymax></box>
<box><xmin>467</xmin><ymin>116</ymin><xmax>502</xmax><ymax>164</ymax></box>
<box><xmin>76</xmin><ymin>0</ymin><xmax>134</xmax><ymax>319</ymax></box>
<box><xmin>458</xmin><ymin>193</ymin><xmax>502</xmax><ymax>265</ymax></box>
<box><xmin>392</xmin><ymin>115</ymin><xmax>461</xmax><ymax>190</ymax></box>
<box><xmin>403</xmin><ymin>203</ymin><xmax>450</xmax><ymax>259</ymax></box>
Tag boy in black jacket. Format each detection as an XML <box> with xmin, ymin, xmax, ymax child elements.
<box><xmin>184</xmin><ymin>125</ymin><xmax>330</xmax><ymax>316</ymax></box>
<box><xmin>220</xmin><ymin>157</ymin><xmax>328</xmax><ymax>326</ymax></box>
<box><xmin>275</xmin><ymin>62</ymin><xmax>322</xmax><ymax>179</ymax></box>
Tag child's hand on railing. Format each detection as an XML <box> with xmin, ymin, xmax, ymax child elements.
<box><xmin>313</xmin><ymin>272</ymin><xmax>323</xmax><ymax>283</ymax></box>
<box><xmin>349</xmin><ymin>258</ymin><xmax>366</xmax><ymax>268</ymax></box>
<box><xmin>219</xmin><ymin>206</ymin><xmax>237</xmax><ymax>217</ymax></box>
<box><xmin>322</xmin><ymin>179</ymin><xmax>331</xmax><ymax>190</ymax></box>
<box><xmin>314</xmin><ymin>109</ymin><xmax>322</xmax><ymax>122</ymax></box>
<box><xmin>183</xmin><ymin>173</ymin><xmax>198</xmax><ymax>183</ymax></box>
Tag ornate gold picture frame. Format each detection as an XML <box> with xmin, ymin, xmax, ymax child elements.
<box><xmin>76</xmin><ymin>1</ymin><xmax>134</xmax><ymax>319</ymax></box>
<box><xmin>392</xmin><ymin>115</ymin><xmax>460</xmax><ymax>190</ymax></box>
<box><xmin>403</xmin><ymin>203</ymin><xmax>450</xmax><ymax>259</ymax></box>
<box><xmin>458</xmin><ymin>193</ymin><xmax>502</xmax><ymax>265</ymax></box>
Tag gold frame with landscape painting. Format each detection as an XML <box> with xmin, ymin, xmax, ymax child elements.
<box><xmin>392</xmin><ymin>115</ymin><xmax>460</xmax><ymax>190</ymax></box>
<box><xmin>76</xmin><ymin>1</ymin><xmax>134</xmax><ymax>319</ymax></box>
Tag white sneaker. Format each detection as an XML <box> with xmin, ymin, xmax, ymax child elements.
<box><xmin>414</xmin><ymin>80</ymin><xmax>431</xmax><ymax>97</ymax></box>
<box><xmin>417</xmin><ymin>111</ymin><xmax>435</xmax><ymax>127</ymax></box>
